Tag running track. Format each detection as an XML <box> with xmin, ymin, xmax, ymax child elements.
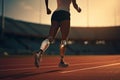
<box><xmin>0</xmin><ymin>55</ymin><xmax>120</xmax><ymax>80</ymax></box>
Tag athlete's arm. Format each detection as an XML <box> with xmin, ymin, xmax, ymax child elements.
<box><xmin>72</xmin><ymin>0</ymin><xmax>81</xmax><ymax>13</ymax></box>
<box><xmin>45</xmin><ymin>0</ymin><xmax>51</xmax><ymax>14</ymax></box>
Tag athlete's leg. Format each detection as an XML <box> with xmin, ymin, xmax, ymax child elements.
<box><xmin>34</xmin><ymin>21</ymin><xmax>59</xmax><ymax>68</ymax></box>
<box><xmin>40</xmin><ymin>21</ymin><xmax>59</xmax><ymax>52</ymax></box>
<box><xmin>60</xmin><ymin>20</ymin><xmax>70</xmax><ymax>57</ymax></box>
<box><xmin>59</xmin><ymin>20</ymin><xmax>70</xmax><ymax>67</ymax></box>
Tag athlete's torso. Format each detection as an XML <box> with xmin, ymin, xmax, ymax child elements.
<box><xmin>56</xmin><ymin>0</ymin><xmax>72</xmax><ymax>12</ymax></box>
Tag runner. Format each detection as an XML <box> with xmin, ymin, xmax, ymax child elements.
<box><xmin>34</xmin><ymin>0</ymin><xmax>81</xmax><ymax>68</ymax></box>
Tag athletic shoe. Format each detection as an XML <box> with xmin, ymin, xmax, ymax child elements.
<box><xmin>58</xmin><ymin>61</ymin><xmax>69</xmax><ymax>68</ymax></box>
<box><xmin>34</xmin><ymin>51</ymin><xmax>42</xmax><ymax>68</ymax></box>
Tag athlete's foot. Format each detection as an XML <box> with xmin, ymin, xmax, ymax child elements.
<box><xmin>58</xmin><ymin>60</ymin><xmax>69</xmax><ymax>68</ymax></box>
<box><xmin>34</xmin><ymin>50</ymin><xmax>42</xmax><ymax>68</ymax></box>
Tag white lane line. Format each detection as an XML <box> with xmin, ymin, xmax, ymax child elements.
<box><xmin>0</xmin><ymin>63</ymin><xmax>56</xmax><ymax>67</ymax></box>
<box><xmin>60</xmin><ymin>62</ymin><xmax>120</xmax><ymax>73</ymax></box>
<box><xmin>1</xmin><ymin>62</ymin><xmax>120</xmax><ymax>72</ymax></box>
<box><xmin>0</xmin><ymin>65</ymin><xmax>57</xmax><ymax>72</ymax></box>
<box><xmin>0</xmin><ymin>62</ymin><xmax>95</xmax><ymax>72</ymax></box>
<box><xmin>0</xmin><ymin>59</ymin><xmax>117</xmax><ymax>67</ymax></box>
<box><xmin>0</xmin><ymin>64</ymin><xmax>33</xmax><ymax>66</ymax></box>
<box><xmin>0</xmin><ymin>62</ymin><xmax>106</xmax><ymax>72</ymax></box>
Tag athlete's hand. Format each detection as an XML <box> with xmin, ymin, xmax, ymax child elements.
<box><xmin>77</xmin><ymin>7</ymin><xmax>81</xmax><ymax>13</ymax></box>
<box><xmin>47</xmin><ymin>8</ymin><xmax>51</xmax><ymax>15</ymax></box>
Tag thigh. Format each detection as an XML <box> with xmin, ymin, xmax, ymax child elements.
<box><xmin>48</xmin><ymin>21</ymin><xmax>60</xmax><ymax>41</ymax></box>
<box><xmin>60</xmin><ymin>20</ymin><xmax>70</xmax><ymax>40</ymax></box>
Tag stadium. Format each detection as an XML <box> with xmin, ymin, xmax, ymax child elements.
<box><xmin>0</xmin><ymin>17</ymin><xmax>120</xmax><ymax>55</ymax></box>
<box><xmin>0</xmin><ymin>0</ymin><xmax>120</xmax><ymax>80</ymax></box>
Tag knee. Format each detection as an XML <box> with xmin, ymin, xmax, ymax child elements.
<box><xmin>47</xmin><ymin>36</ymin><xmax>54</xmax><ymax>44</ymax></box>
<box><xmin>60</xmin><ymin>40</ymin><xmax>67</xmax><ymax>48</ymax></box>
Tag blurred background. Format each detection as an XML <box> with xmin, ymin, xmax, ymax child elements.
<box><xmin>0</xmin><ymin>0</ymin><xmax>120</xmax><ymax>56</ymax></box>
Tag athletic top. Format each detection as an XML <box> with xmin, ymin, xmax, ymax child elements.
<box><xmin>56</xmin><ymin>0</ymin><xmax>72</xmax><ymax>12</ymax></box>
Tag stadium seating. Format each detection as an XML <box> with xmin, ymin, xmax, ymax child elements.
<box><xmin>0</xmin><ymin>17</ymin><xmax>120</xmax><ymax>55</ymax></box>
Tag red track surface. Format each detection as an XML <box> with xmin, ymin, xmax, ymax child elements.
<box><xmin>0</xmin><ymin>55</ymin><xmax>120</xmax><ymax>80</ymax></box>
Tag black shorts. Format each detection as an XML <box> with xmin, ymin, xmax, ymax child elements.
<box><xmin>51</xmin><ymin>10</ymin><xmax>70</xmax><ymax>22</ymax></box>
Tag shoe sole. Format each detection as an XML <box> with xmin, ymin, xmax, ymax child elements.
<box><xmin>59</xmin><ymin>63</ymin><xmax>69</xmax><ymax>68</ymax></box>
